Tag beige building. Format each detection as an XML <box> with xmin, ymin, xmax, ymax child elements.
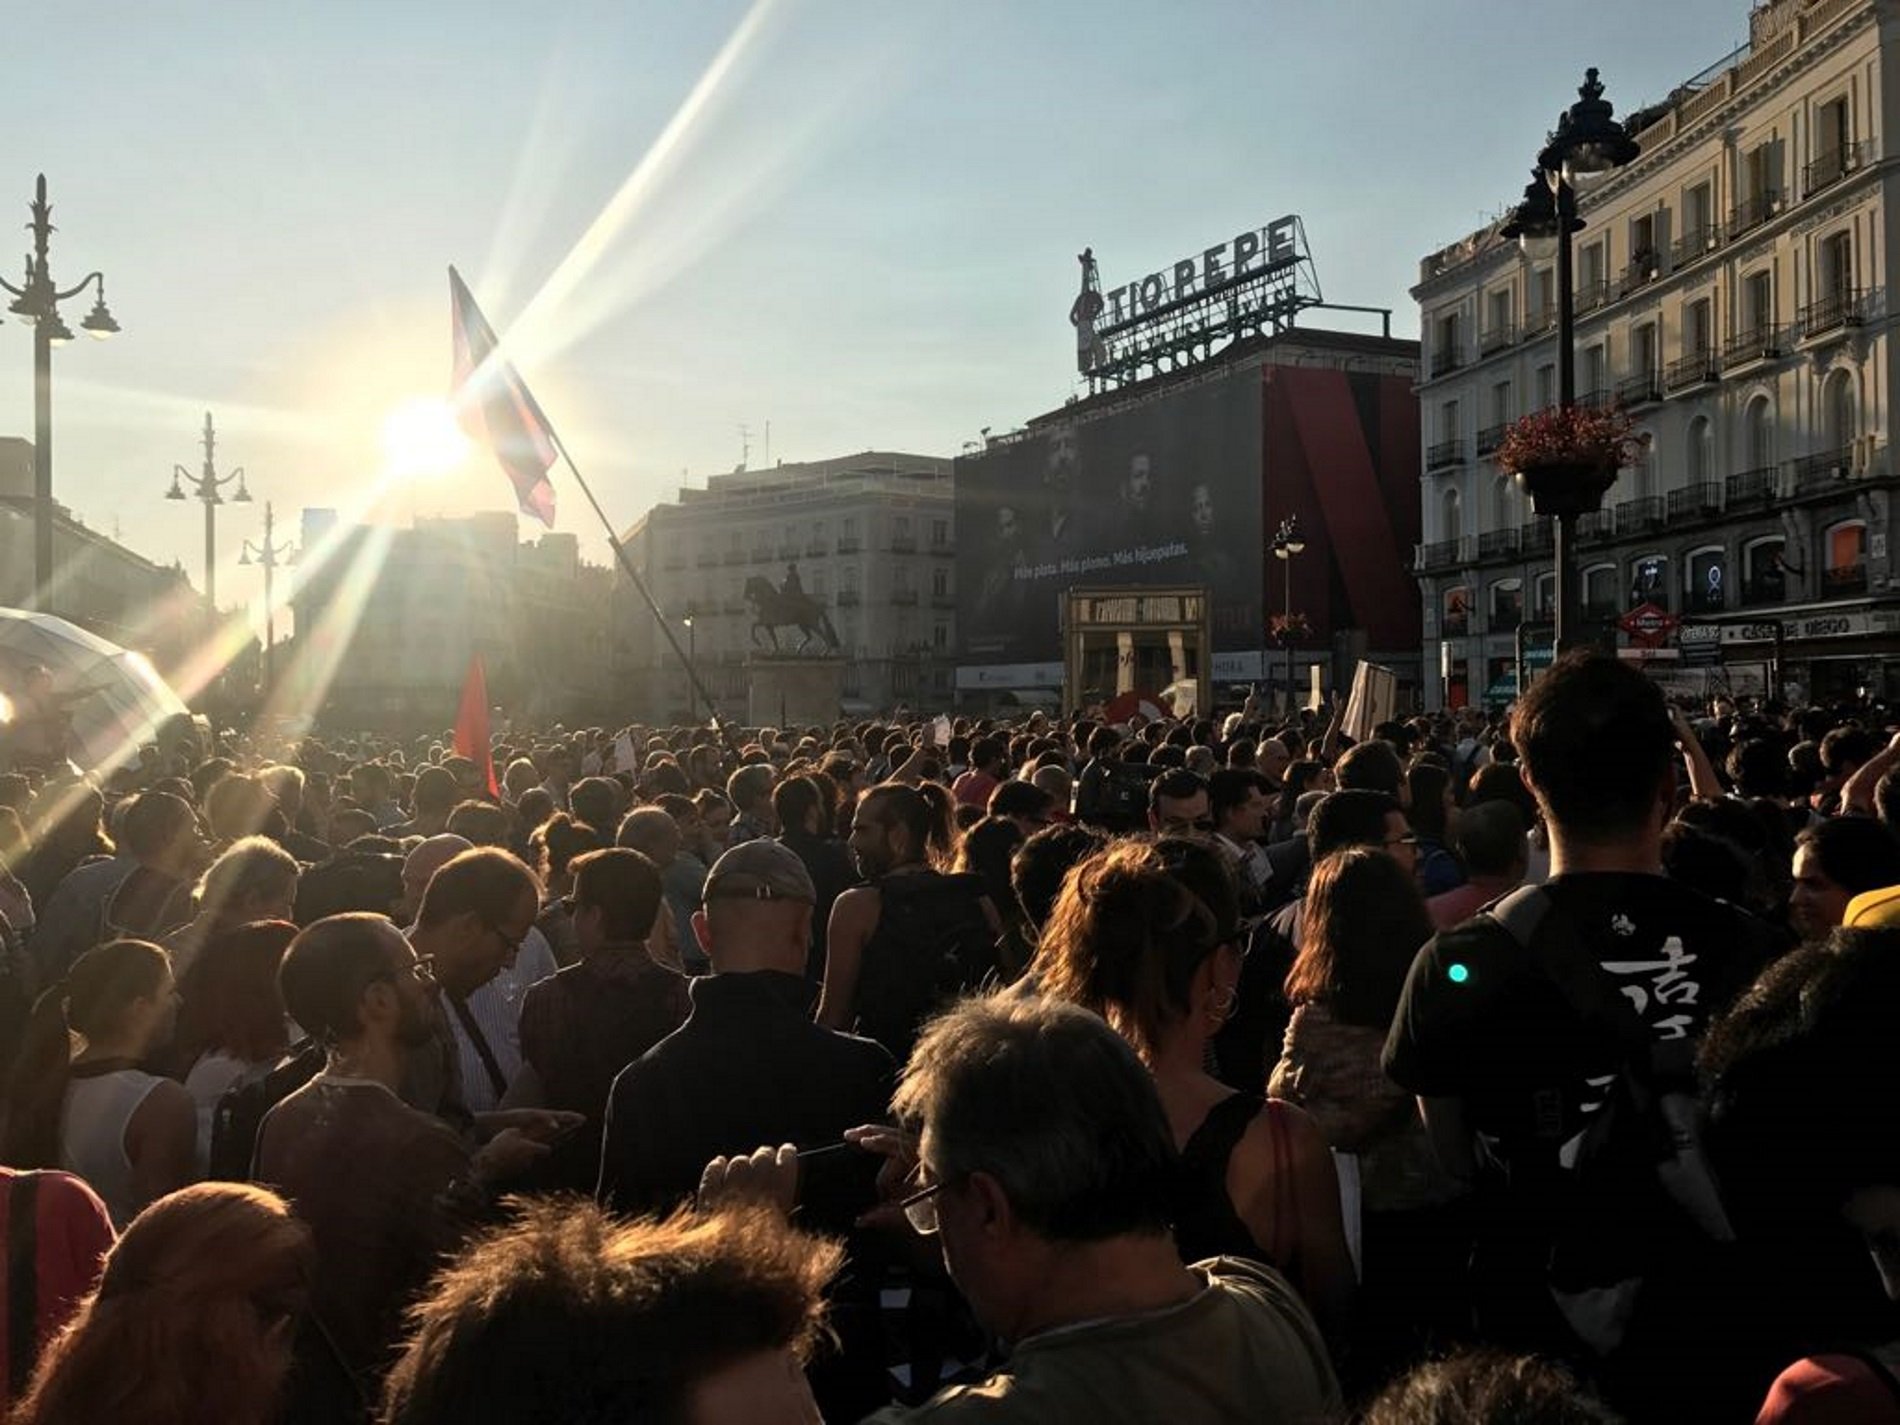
<box><xmin>618</xmin><ymin>452</ymin><xmax>955</xmax><ymax>720</ymax></box>
<box><xmin>0</xmin><ymin>436</ymin><xmax>199</xmax><ymax>675</ymax></box>
<box><xmin>1414</xmin><ymin>0</ymin><xmax>1896</xmax><ymax>707</ymax></box>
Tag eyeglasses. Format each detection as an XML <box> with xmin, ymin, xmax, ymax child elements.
<box><xmin>898</xmin><ymin>1177</ymin><xmax>948</xmax><ymax>1235</ymax></box>
<box><xmin>487</xmin><ymin>923</ymin><xmax>528</xmax><ymax>955</ymax></box>
<box><xmin>1382</xmin><ymin>834</ymin><xmax>1421</xmax><ymax>848</ymax></box>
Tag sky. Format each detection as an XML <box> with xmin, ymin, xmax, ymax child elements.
<box><xmin>2</xmin><ymin>0</ymin><xmax>1754</xmax><ymax>622</ymax></box>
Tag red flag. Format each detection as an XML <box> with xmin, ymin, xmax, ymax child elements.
<box><xmin>449</xmin><ymin>265</ymin><xmax>558</xmax><ymax>527</ymax></box>
<box><xmin>453</xmin><ymin>655</ymin><xmax>500</xmax><ymax>799</ymax></box>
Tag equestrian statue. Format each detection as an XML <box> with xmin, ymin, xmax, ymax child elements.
<box><xmin>744</xmin><ymin>564</ymin><xmax>841</xmax><ymax>654</ymax></box>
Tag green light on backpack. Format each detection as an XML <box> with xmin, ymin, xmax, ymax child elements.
<box><xmin>1447</xmin><ymin>962</ymin><xmax>1470</xmax><ymax>985</ymax></box>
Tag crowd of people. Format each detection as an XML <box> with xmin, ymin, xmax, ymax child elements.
<box><xmin>0</xmin><ymin>656</ymin><xmax>1898</xmax><ymax>1422</ymax></box>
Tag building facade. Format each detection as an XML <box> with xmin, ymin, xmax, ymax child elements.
<box><xmin>285</xmin><ymin>509</ymin><xmax>614</xmax><ymax>730</ymax></box>
<box><xmin>1413</xmin><ymin>0</ymin><xmax>1896</xmax><ymax>708</ymax></box>
<box><xmin>618</xmin><ymin>453</ymin><xmax>956</xmax><ymax>720</ymax></box>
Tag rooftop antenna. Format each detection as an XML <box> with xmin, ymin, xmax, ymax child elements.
<box><xmin>736</xmin><ymin>422</ymin><xmax>751</xmax><ymax>472</ymax></box>
<box><xmin>763</xmin><ymin>419</ymin><xmax>771</xmax><ymax>469</ymax></box>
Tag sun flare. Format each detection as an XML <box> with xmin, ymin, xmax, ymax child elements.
<box><xmin>380</xmin><ymin>396</ymin><xmax>472</xmax><ymax>481</ymax></box>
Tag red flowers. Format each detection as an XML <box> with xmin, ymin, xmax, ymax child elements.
<box><xmin>1495</xmin><ymin>403</ymin><xmax>1647</xmax><ymax>476</ymax></box>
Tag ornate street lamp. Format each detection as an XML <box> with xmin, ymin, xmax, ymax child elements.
<box><xmin>165</xmin><ymin>412</ymin><xmax>252</xmax><ymax>628</ymax></box>
<box><xmin>1271</xmin><ymin>515</ymin><xmax>1307</xmax><ymax>713</ymax></box>
<box><xmin>238</xmin><ymin>502</ymin><xmax>297</xmax><ymax>692</ymax></box>
<box><xmin>0</xmin><ymin>176</ymin><xmax>122</xmax><ymax>612</ymax></box>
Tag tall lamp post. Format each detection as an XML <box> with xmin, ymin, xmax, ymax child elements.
<box><xmin>0</xmin><ymin>175</ymin><xmax>122</xmax><ymax>611</ymax></box>
<box><xmin>1271</xmin><ymin>515</ymin><xmax>1306</xmax><ymax>713</ymax></box>
<box><xmin>165</xmin><ymin>412</ymin><xmax>251</xmax><ymax>629</ymax></box>
<box><xmin>1500</xmin><ymin>69</ymin><xmax>1639</xmax><ymax>651</ymax></box>
<box><xmin>238</xmin><ymin>502</ymin><xmax>297</xmax><ymax>692</ymax></box>
<box><xmin>682</xmin><ymin>605</ymin><xmax>699</xmax><ymax>722</ymax></box>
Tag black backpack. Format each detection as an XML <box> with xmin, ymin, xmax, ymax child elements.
<box><xmin>207</xmin><ymin>1039</ymin><xmax>326</xmax><ymax>1181</ymax></box>
<box><xmin>854</xmin><ymin>872</ymin><xmax>996</xmax><ymax>1064</ymax></box>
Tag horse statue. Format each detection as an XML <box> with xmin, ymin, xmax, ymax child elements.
<box><xmin>743</xmin><ymin>575</ymin><xmax>842</xmax><ymax>655</ymax></box>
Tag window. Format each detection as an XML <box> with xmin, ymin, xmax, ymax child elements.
<box><xmin>1583</xmin><ymin>344</ymin><xmax>1607</xmax><ymax>396</ymax></box>
<box><xmin>1443</xmin><ymin>587</ymin><xmax>1471</xmax><ymax>636</ymax></box>
<box><xmin>1491</xmin><ymin>476</ymin><xmax>1514</xmax><ymax>530</ymax></box>
<box><xmin>1684</xmin><ymin>182</ymin><xmax>1713</xmax><ymax>247</ymax></box>
<box><xmin>1818</xmin><ymin>95</ymin><xmax>1851</xmax><ymax>162</ymax></box>
<box><xmin>1823</xmin><ymin>370</ymin><xmax>1856</xmax><ymax>451</ymax></box>
<box><xmin>1685</xmin><ymin>296</ymin><xmax>1713</xmax><ymax>355</ymax></box>
<box><xmin>1486</xmin><ymin>288</ymin><xmax>1512</xmax><ymax>335</ymax></box>
<box><xmin>1744</xmin><ymin>537</ymin><xmax>1786</xmax><ymax>603</ymax></box>
<box><xmin>811</xmin><ymin>568</ymin><xmax>828</xmax><ymax>598</ymax></box>
<box><xmin>842</xmin><ymin>516</ymin><xmax>859</xmax><ymax>539</ymax></box>
<box><xmin>1687</xmin><ymin>415</ymin><xmax>1713</xmax><ymax>485</ymax></box>
<box><xmin>1535</xmin><ymin>363</ymin><xmax>1556</xmax><ymax>409</ymax></box>
<box><xmin>1828</xmin><ymin>521</ymin><xmax>1867</xmax><ymax>570</ymax></box>
<box><xmin>1745</xmin><ymin>397</ymin><xmax>1775</xmax><ymax>469</ymax></box>
<box><xmin>1687</xmin><ymin>546</ymin><xmax>1726</xmax><ymax>613</ymax></box>
<box><xmin>1439</xmin><ymin>399</ymin><xmax>1461</xmax><ymax>441</ymax></box>
<box><xmin>931</xmin><ymin>518</ymin><xmax>948</xmax><ymax>548</ymax></box>
<box><xmin>842</xmin><ymin>564</ymin><xmax>860</xmax><ymax>594</ymax></box>
<box><xmin>1441</xmin><ymin>486</ymin><xmax>1463</xmax><ymax>541</ymax></box>
<box><xmin>1631</xmin><ymin>213</ymin><xmax>1658</xmax><ymax>270</ymax></box>
<box><xmin>728</xmin><ymin>528</ymin><xmax>742</xmax><ymax>553</ymax></box>
<box><xmin>932</xmin><ymin>567</ymin><xmax>948</xmax><ymax>598</ymax></box>
<box><xmin>1744</xmin><ymin>141</ymin><xmax>1778</xmax><ymax>203</ymax></box>
<box><xmin>1489</xmin><ymin>579</ymin><xmax>1523</xmax><ymax>632</ymax></box>
<box><xmin>1583</xmin><ymin>563</ymin><xmax>1619</xmax><ymax>616</ymax></box>
<box><xmin>1630</xmin><ymin>554</ymin><xmax>1669</xmax><ymax>610</ymax></box>
<box><xmin>891</xmin><ymin>515</ymin><xmax>908</xmax><ymax>540</ymax></box>
<box><xmin>1435</xmin><ymin>310</ymin><xmax>1463</xmax><ymax>366</ymax></box>
<box><xmin>1580</xmin><ymin>241</ymin><xmax>1606</xmax><ymax>291</ymax></box>
<box><xmin>933</xmin><ymin>623</ymin><xmax>948</xmax><ymax>650</ymax></box>
<box><xmin>1533</xmin><ymin>572</ymin><xmax>1556</xmax><ymax>620</ymax></box>
<box><xmin>1820</xmin><ymin>230</ymin><xmax>1854</xmax><ymax>301</ymax></box>
<box><xmin>1743</xmin><ymin>270</ymin><xmax>1773</xmax><ymax>333</ymax></box>
<box><xmin>1490</xmin><ymin>380</ymin><xmax>1511</xmax><ymax>425</ymax></box>
<box><xmin>1532</xmin><ymin>268</ymin><xmax>1556</xmax><ymax>326</ymax></box>
<box><xmin>1633</xmin><ymin>323</ymin><xmax>1658</xmax><ymax>378</ymax></box>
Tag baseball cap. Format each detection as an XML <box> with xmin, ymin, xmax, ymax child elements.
<box><xmin>1844</xmin><ymin>883</ymin><xmax>1900</xmax><ymax>929</ymax></box>
<box><xmin>704</xmin><ymin>839</ymin><xmax>816</xmax><ymax>903</ymax></box>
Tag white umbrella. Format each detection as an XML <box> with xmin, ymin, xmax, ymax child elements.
<box><xmin>0</xmin><ymin>607</ymin><xmax>192</xmax><ymax>774</ymax></box>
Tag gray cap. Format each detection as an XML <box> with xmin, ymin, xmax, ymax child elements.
<box><xmin>703</xmin><ymin>839</ymin><xmax>816</xmax><ymax>904</ymax></box>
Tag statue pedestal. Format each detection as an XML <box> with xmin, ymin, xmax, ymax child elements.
<box><xmin>746</xmin><ymin>656</ymin><xmax>845</xmax><ymax>729</ymax></box>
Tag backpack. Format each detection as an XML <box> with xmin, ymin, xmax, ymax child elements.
<box><xmin>854</xmin><ymin>872</ymin><xmax>996</xmax><ymax>1063</ymax></box>
<box><xmin>1469</xmin><ymin>885</ymin><xmax>1734</xmax><ymax>1359</ymax></box>
<box><xmin>1078</xmin><ymin>759</ymin><xmax>1156</xmax><ymax>831</ymax></box>
<box><xmin>207</xmin><ymin>1039</ymin><xmax>326</xmax><ymax>1181</ymax></box>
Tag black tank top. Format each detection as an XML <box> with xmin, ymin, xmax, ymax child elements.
<box><xmin>1172</xmin><ymin>1091</ymin><xmax>1295</xmax><ymax>1276</ymax></box>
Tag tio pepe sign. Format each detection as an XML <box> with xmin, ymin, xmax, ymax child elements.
<box><xmin>1101</xmin><ymin>218</ymin><xmax>1302</xmax><ymax>326</ymax></box>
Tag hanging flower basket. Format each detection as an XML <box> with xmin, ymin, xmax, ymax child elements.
<box><xmin>1495</xmin><ymin>403</ymin><xmax>1647</xmax><ymax>519</ymax></box>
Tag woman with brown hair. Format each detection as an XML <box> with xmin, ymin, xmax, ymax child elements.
<box><xmin>1036</xmin><ymin>837</ymin><xmax>1355</xmax><ymax>1344</ymax></box>
<box><xmin>175</xmin><ymin>920</ymin><xmax>299</xmax><ymax>1169</ymax></box>
<box><xmin>1270</xmin><ymin>845</ymin><xmax>1467</xmax><ymax>1379</ymax></box>
<box><xmin>12</xmin><ymin>1182</ymin><xmax>314</xmax><ymax>1425</ymax></box>
<box><xmin>2</xmin><ymin>940</ymin><xmax>197</xmax><ymax>1228</ymax></box>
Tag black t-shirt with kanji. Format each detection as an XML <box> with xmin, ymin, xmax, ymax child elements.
<box><xmin>1382</xmin><ymin>872</ymin><xmax>1778</xmax><ymax>1143</ymax></box>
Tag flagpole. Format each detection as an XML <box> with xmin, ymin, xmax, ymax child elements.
<box><xmin>538</xmin><ymin>426</ymin><xmax>742</xmax><ymax>759</ymax></box>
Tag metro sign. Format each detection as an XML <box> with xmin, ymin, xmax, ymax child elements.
<box><xmin>1619</xmin><ymin>601</ymin><xmax>1679</xmax><ymax>649</ymax></box>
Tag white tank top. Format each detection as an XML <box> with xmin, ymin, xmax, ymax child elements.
<box><xmin>61</xmin><ymin>1068</ymin><xmax>167</xmax><ymax>1228</ymax></box>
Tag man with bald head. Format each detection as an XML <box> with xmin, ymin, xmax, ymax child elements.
<box><xmin>400</xmin><ymin>833</ymin><xmax>473</xmax><ymax>925</ymax></box>
<box><xmin>620</xmin><ymin>805</ymin><xmax>708</xmax><ymax>974</ymax></box>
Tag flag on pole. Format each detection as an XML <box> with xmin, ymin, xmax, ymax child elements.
<box><xmin>453</xmin><ymin>654</ymin><xmax>500</xmax><ymax>799</ymax></box>
<box><xmin>449</xmin><ymin>265</ymin><xmax>558</xmax><ymax>528</ymax></box>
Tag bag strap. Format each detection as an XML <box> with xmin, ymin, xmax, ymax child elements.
<box><xmin>1482</xmin><ymin>885</ymin><xmax>1652</xmax><ymax>1055</ymax></box>
<box><xmin>445</xmin><ymin>993</ymin><xmax>508</xmax><ymax>1101</ymax></box>
<box><xmin>7</xmin><ymin>1171</ymin><xmax>41</xmax><ymax>1398</ymax></box>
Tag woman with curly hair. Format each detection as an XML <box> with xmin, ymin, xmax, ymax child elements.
<box><xmin>13</xmin><ymin>1182</ymin><xmax>314</xmax><ymax>1425</ymax></box>
<box><xmin>1035</xmin><ymin>837</ymin><xmax>1355</xmax><ymax>1344</ymax></box>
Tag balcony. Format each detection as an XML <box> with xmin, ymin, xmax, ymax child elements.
<box><xmin>1478</xmin><ymin>528</ymin><xmax>1520</xmax><ymax>560</ymax></box>
<box><xmin>1804</xmin><ymin>141</ymin><xmax>1867</xmax><ymax>199</ymax></box>
<box><xmin>1799</xmin><ymin>289</ymin><xmax>1867</xmax><ymax>341</ymax></box>
<box><xmin>1665</xmin><ymin>482</ymin><xmax>1723</xmax><ymax>520</ymax></box>
<box><xmin>1615</xmin><ymin>370</ymin><xmax>1664</xmax><ymax>408</ymax></box>
<box><xmin>1418</xmin><ymin>538</ymin><xmax>1466</xmax><ymax>572</ymax></box>
<box><xmin>1794</xmin><ymin>446</ymin><xmax>1855</xmax><ymax>493</ymax></box>
<box><xmin>1615</xmin><ymin>496</ymin><xmax>1665</xmax><ymax>537</ymax></box>
<box><xmin>1426</xmin><ymin>439</ymin><xmax>1465</xmax><ymax>471</ymax></box>
<box><xmin>1519</xmin><ymin>519</ymin><xmax>1553</xmax><ymax>555</ymax></box>
<box><xmin>1665</xmin><ymin>349</ymin><xmax>1720</xmax><ymax>393</ymax></box>
<box><xmin>836</xmin><ymin>589</ymin><xmax>861</xmax><ymax>607</ymax></box>
<box><xmin>1726</xmin><ymin>467</ymin><xmax>1780</xmax><ymax>508</ymax></box>
<box><xmin>1575</xmin><ymin>386</ymin><xmax>1615</xmax><ymax>411</ymax></box>
<box><xmin>1823</xmin><ymin>564</ymin><xmax>1869</xmax><ymax>597</ymax></box>
<box><xmin>1671</xmin><ymin>224</ymin><xmax>1723</xmax><ymax>267</ymax></box>
<box><xmin>836</xmin><ymin>537</ymin><xmax>861</xmax><ymax>554</ymax></box>
<box><xmin>1525</xmin><ymin>305</ymin><xmax>1558</xmax><ymax>336</ymax></box>
<box><xmin>1574</xmin><ymin>280</ymin><xmax>1610</xmax><ymax>314</ymax></box>
<box><xmin>891</xmin><ymin>588</ymin><xmax>919</xmax><ymax>606</ymax></box>
<box><xmin>1723</xmin><ymin>325</ymin><xmax>1785</xmax><ymax>369</ymax></box>
<box><xmin>1479</xmin><ymin>323</ymin><xmax>1518</xmax><ymax>357</ymax></box>
<box><xmin>1431</xmin><ymin>346</ymin><xmax>1466</xmax><ymax>378</ymax></box>
<box><xmin>1476</xmin><ymin>423</ymin><xmax>1509</xmax><ymax>456</ymax></box>
<box><xmin>1727</xmin><ymin>192</ymin><xmax>1781</xmax><ymax>238</ymax></box>
<box><xmin>1577</xmin><ymin>510</ymin><xmax>1614</xmax><ymax>545</ymax></box>
<box><xmin>890</xmin><ymin>534</ymin><xmax>917</xmax><ymax>553</ymax></box>
<box><xmin>1618</xmin><ymin>251</ymin><xmax>1663</xmax><ymax>299</ymax></box>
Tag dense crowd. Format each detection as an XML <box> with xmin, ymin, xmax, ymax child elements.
<box><xmin>2</xmin><ymin>655</ymin><xmax>1900</xmax><ymax>1422</ymax></box>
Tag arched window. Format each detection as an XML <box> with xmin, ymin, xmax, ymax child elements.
<box><xmin>1745</xmin><ymin>396</ymin><xmax>1775</xmax><ymax>470</ymax></box>
<box><xmin>1582</xmin><ymin>562</ymin><xmax>1619</xmax><ymax>616</ymax></box>
<box><xmin>1490</xmin><ymin>579</ymin><xmax>1523</xmax><ymax>632</ymax></box>
<box><xmin>1686</xmin><ymin>545</ymin><xmax>1726</xmax><ymax>613</ymax></box>
<box><xmin>1443</xmin><ymin>586</ymin><xmax>1471</xmax><ymax>636</ymax></box>
<box><xmin>1629</xmin><ymin>442</ymin><xmax>1656</xmax><ymax>501</ymax></box>
<box><xmin>1743</xmin><ymin>536</ymin><xmax>1786</xmax><ymax>605</ymax></box>
<box><xmin>1491</xmin><ymin>475</ymin><xmax>1515</xmax><ymax>531</ymax></box>
<box><xmin>1824</xmin><ymin>520</ymin><xmax>1868</xmax><ymax>594</ymax></box>
<box><xmin>1822</xmin><ymin>369</ymin><xmax>1857</xmax><ymax>454</ymax></box>
<box><xmin>1533</xmin><ymin>571</ymin><xmax>1557</xmax><ymax>621</ymax></box>
<box><xmin>1630</xmin><ymin>553</ymin><xmax>1669</xmax><ymax>609</ymax></box>
<box><xmin>1441</xmin><ymin>486</ymin><xmax>1463</xmax><ymax>542</ymax></box>
<box><xmin>1686</xmin><ymin>415</ymin><xmax>1713</xmax><ymax>487</ymax></box>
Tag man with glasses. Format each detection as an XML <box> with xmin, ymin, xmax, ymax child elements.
<box><xmin>406</xmin><ymin>847</ymin><xmax>551</xmax><ymax>1117</ymax></box>
<box><xmin>1147</xmin><ymin>768</ymin><xmax>1213</xmax><ymax>837</ymax></box>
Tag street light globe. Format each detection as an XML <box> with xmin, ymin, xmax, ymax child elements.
<box><xmin>1519</xmin><ymin>231</ymin><xmax>1560</xmax><ymax>261</ymax></box>
<box><xmin>1285</xmin><ymin>535</ymin><xmax>1307</xmax><ymax>555</ymax></box>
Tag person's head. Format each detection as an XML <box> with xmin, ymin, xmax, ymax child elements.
<box><xmin>179</xmin><ymin>919</ymin><xmax>297</xmax><ymax>1065</ymax></box>
<box><xmin>379</xmin><ymin>1200</ymin><xmax>837</xmax><ymax>1425</ymax></box>
<box><xmin>1289</xmin><ymin>847</ymin><xmax>1432</xmax><ymax>1029</ymax></box>
<box><xmin>350</xmin><ymin>762</ymin><xmax>393</xmax><ymax>806</ymax></box>
<box><xmin>1335</xmin><ymin>739</ymin><xmax>1404</xmax><ymax>800</ymax></box>
<box><xmin>1406</xmin><ymin>760</ymin><xmax>1456</xmax><ymax>840</ymax></box>
<box><xmin>11</xmin><ymin>1183</ymin><xmax>314</xmax><ymax>1425</ymax></box>
<box><xmin>194</xmin><ymin>835</ymin><xmax>300</xmax><ymax>929</ymax></box>
<box><xmin>1790</xmin><ymin>818</ymin><xmax>1900</xmax><ymax>941</ymax></box>
<box><xmin>987</xmin><ymin>779</ymin><xmax>1055</xmax><ymax>838</ymax></box>
<box><xmin>1122</xmin><ymin>453</ymin><xmax>1152</xmax><ymax>512</ymax></box>
<box><xmin>1146</xmin><ymin>768</ymin><xmax>1210</xmax><ymax>836</ymax></box>
<box><xmin>327</xmin><ymin>805</ymin><xmax>378</xmax><ymax>848</ymax></box>
<box><xmin>502</xmin><ymin>758</ymin><xmax>540</xmax><ymax>801</ymax></box>
<box><xmin>891</xmin><ymin>993</ymin><xmax>1178</xmax><ymax>1343</ymax></box>
<box><xmin>4</xmin><ymin>940</ymin><xmax>176</xmax><ymax>1168</ymax></box>
<box><xmin>1307</xmin><ymin>789</ymin><xmax>1414</xmax><ymax>876</ymax></box>
<box><xmin>413</xmin><ymin>848</ymin><xmax>543</xmax><ymax>997</ymax></box>
<box><xmin>770</xmin><ymin>775</ymin><xmax>827</xmax><ymax>839</ymax></box>
<box><xmin>1454</xmin><ymin>799</ymin><xmax>1528</xmax><ymax>881</ymax></box>
<box><xmin>278</xmin><ymin>912</ymin><xmax>435</xmax><ymax>1052</ymax></box>
<box><xmin>726</xmin><ymin>764</ymin><xmax>777</xmax><ymax>826</ymax></box>
<box><xmin>120</xmin><ymin>790</ymin><xmax>201</xmax><ymax>875</ymax></box>
<box><xmin>1361</xmin><ymin>1349</ymin><xmax>1621</xmax><ymax>1425</ymax></box>
<box><xmin>569</xmin><ymin>777</ymin><xmax>621</xmax><ymax>837</ymax></box>
<box><xmin>1008</xmin><ymin>823</ymin><xmax>1106</xmax><ymax>935</ymax></box>
<box><xmin>410</xmin><ymin>765</ymin><xmax>459</xmax><ymax>825</ymax></box>
<box><xmin>1036</xmin><ymin>840</ymin><xmax>1235</xmax><ymax>1063</ymax></box>
<box><xmin>399</xmin><ymin>833</ymin><xmax>475</xmax><ymax>925</ymax></box>
<box><xmin>1189</xmin><ymin>482</ymin><xmax>1215</xmax><ymax>539</ymax></box>
<box><xmin>968</xmin><ymin>736</ymin><xmax>1006</xmax><ymax>778</ymax></box>
<box><xmin>1702</xmin><ymin>928</ymin><xmax>1900</xmax><ymax>1293</ymax></box>
<box><xmin>1256</xmin><ymin>736</ymin><xmax>1293</xmax><ymax>787</ymax></box>
<box><xmin>445</xmin><ymin>799</ymin><xmax>512</xmax><ymax>849</ymax></box>
<box><xmin>1727</xmin><ymin>737</ymin><xmax>1789</xmax><ymax>800</ymax></box>
<box><xmin>568</xmin><ymin>847</ymin><xmax>664</xmax><ymax>953</ymax></box>
<box><xmin>617</xmin><ymin>805</ymin><xmax>683</xmax><ymax>868</ymax></box>
<box><xmin>1207</xmin><ymin>768</ymin><xmax>1272</xmax><ymax>842</ymax></box>
<box><xmin>1511</xmin><ymin>652</ymin><xmax>1675</xmax><ymax>847</ymax></box>
<box><xmin>1820</xmin><ymin>725</ymin><xmax>1880</xmax><ymax>781</ymax></box>
<box><xmin>530</xmin><ymin>812</ymin><xmax>606</xmax><ymax>891</ymax></box>
<box><xmin>204</xmin><ymin>774</ymin><xmax>277</xmax><ymax>843</ymax></box>
<box><xmin>848</xmin><ymin>783</ymin><xmax>933</xmax><ymax>879</ymax></box>
<box><xmin>691</xmin><ymin>840</ymin><xmax>816</xmax><ymax>976</ymax></box>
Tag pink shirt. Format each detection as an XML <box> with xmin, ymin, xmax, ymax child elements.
<box><xmin>1426</xmin><ymin>877</ymin><xmax>1520</xmax><ymax>931</ymax></box>
<box><xmin>952</xmin><ymin>769</ymin><xmax>1000</xmax><ymax>810</ymax></box>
